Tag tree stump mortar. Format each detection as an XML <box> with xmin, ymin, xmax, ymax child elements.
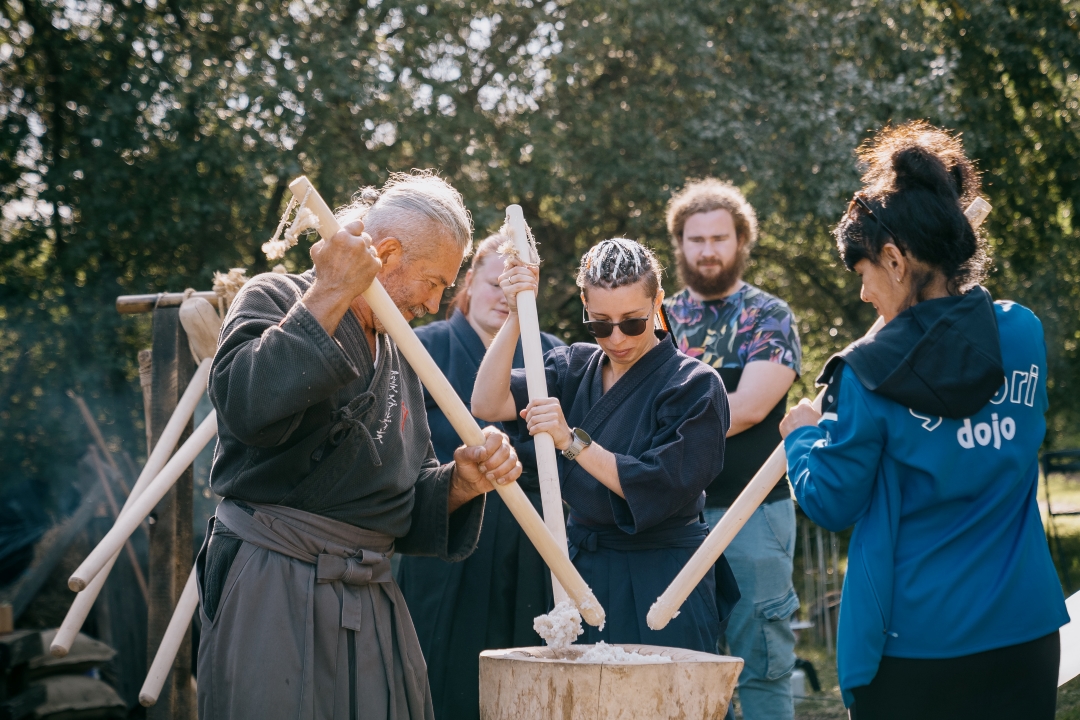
<box><xmin>479</xmin><ymin>644</ymin><xmax>743</xmax><ymax>720</ymax></box>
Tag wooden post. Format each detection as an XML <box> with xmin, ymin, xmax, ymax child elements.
<box><xmin>139</xmin><ymin>350</ymin><xmax>154</xmax><ymax>452</ymax></box>
<box><xmin>146</xmin><ymin>305</ymin><xmax>195</xmax><ymax>720</ymax></box>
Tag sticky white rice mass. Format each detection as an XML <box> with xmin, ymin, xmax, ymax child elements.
<box><xmin>577</xmin><ymin>642</ymin><xmax>672</xmax><ymax>664</ymax></box>
<box><xmin>533</xmin><ymin>601</ymin><xmax>583</xmax><ymax>650</ymax></box>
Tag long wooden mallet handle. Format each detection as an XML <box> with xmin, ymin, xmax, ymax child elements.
<box><xmin>288</xmin><ymin>177</ymin><xmax>604</xmax><ymax>627</ymax></box>
<box><xmin>68</xmin><ymin>412</ymin><xmax>217</xmax><ymax>591</ymax></box>
<box><xmin>646</xmin><ymin>196</ymin><xmax>993</xmax><ymax>630</ymax></box>
<box><xmin>505</xmin><ymin>205</ymin><xmax>571</xmax><ymax>605</ymax></box>
<box><xmin>139</xmin><ymin>566</ymin><xmax>199</xmax><ymax>706</ymax></box>
<box><xmin>53</xmin><ymin>358</ymin><xmax>212</xmax><ymax>656</ymax></box>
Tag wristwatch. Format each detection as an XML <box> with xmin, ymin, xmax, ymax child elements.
<box><xmin>562</xmin><ymin>427</ymin><xmax>593</xmax><ymax>461</ymax></box>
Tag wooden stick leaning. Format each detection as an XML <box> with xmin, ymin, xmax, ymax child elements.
<box><xmin>52</xmin><ymin>357</ymin><xmax>213</xmax><ymax>656</ymax></box>
<box><xmin>114</xmin><ymin>298</ymin><xmax>224</xmax><ymax>698</ymax></box>
<box><xmin>504</xmin><ymin>205</ymin><xmax>571</xmax><ymax>604</ymax></box>
<box><xmin>646</xmin><ymin>196</ymin><xmax>993</xmax><ymax>631</ymax></box>
<box><xmin>289</xmin><ymin>176</ymin><xmax>604</xmax><ymax>627</ymax></box>
<box><xmin>140</xmin><ymin>567</ymin><xmax>199</xmax><ymax>706</ymax></box>
<box><xmin>67</xmin><ymin>410</ymin><xmax>217</xmax><ymax>593</ymax></box>
<box><xmin>86</xmin><ymin>446</ymin><xmax>150</xmax><ymax>602</ymax></box>
<box><xmin>69</xmin><ymin>392</ymin><xmax>133</xmax><ymax>496</ymax></box>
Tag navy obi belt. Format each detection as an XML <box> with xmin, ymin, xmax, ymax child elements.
<box><xmin>567</xmin><ymin>515</ymin><xmax>741</xmax><ymax>625</ymax></box>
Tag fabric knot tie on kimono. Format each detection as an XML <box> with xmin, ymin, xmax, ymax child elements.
<box><xmin>316</xmin><ymin>551</ymin><xmax>393</xmax><ymax>631</ymax></box>
<box><xmin>317</xmin><ymin>389</ymin><xmax>383</xmax><ymax>467</ymax></box>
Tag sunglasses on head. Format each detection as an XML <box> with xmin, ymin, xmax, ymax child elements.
<box><xmin>582</xmin><ymin>306</ymin><xmax>650</xmax><ymax>338</ymax></box>
<box><xmin>847</xmin><ymin>192</ymin><xmax>899</xmax><ymax>242</ymax></box>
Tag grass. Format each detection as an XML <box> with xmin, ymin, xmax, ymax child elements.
<box><xmin>778</xmin><ymin>641</ymin><xmax>1080</xmax><ymax>720</ymax></box>
<box><xmin>790</xmin><ymin>641</ymin><xmax>847</xmax><ymax>720</ymax></box>
<box><xmin>723</xmin><ymin>636</ymin><xmax>846</xmax><ymax>719</ymax></box>
<box><xmin>1059</xmin><ymin>677</ymin><xmax>1080</xmax><ymax>720</ymax></box>
<box><xmin>1048</xmin><ymin>470</ymin><xmax>1080</xmax><ymax>718</ymax></box>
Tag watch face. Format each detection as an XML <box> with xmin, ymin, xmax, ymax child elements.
<box><xmin>573</xmin><ymin>427</ymin><xmax>591</xmax><ymax>444</ymax></box>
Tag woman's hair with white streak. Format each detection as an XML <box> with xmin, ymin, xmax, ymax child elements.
<box><xmin>336</xmin><ymin>170</ymin><xmax>474</xmax><ymax>257</ymax></box>
<box><xmin>575</xmin><ymin>238</ymin><xmax>663</xmax><ymax>299</ymax></box>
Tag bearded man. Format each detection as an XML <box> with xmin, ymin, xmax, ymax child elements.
<box><xmin>197</xmin><ymin>172</ymin><xmax>522</xmax><ymax>720</ymax></box>
<box><xmin>663</xmin><ymin>178</ymin><xmax>802</xmax><ymax>720</ymax></box>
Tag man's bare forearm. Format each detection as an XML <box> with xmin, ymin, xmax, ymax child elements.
<box><xmin>726</xmin><ymin>362</ymin><xmax>797</xmax><ymax>437</ymax></box>
<box><xmin>727</xmin><ymin>389</ymin><xmax>771</xmax><ymax>436</ymax></box>
<box><xmin>301</xmin><ymin>282</ymin><xmax>355</xmax><ymax>337</ymax></box>
<box><xmin>448</xmin><ymin>469</ymin><xmax>482</xmax><ymax>513</ymax></box>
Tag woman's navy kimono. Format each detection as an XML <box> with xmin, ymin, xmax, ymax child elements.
<box><xmin>397</xmin><ymin>310</ymin><xmax>564</xmax><ymax>720</ymax></box>
<box><xmin>509</xmin><ymin>335</ymin><xmax>739</xmax><ymax>653</ymax></box>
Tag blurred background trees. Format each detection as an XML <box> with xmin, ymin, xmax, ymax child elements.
<box><xmin>2</xmin><ymin>0</ymin><xmax>1079</xmax><ymax>510</ymax></box>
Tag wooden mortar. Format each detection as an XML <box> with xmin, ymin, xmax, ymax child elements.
<box><xmin>479</xmin><ymin>645</ymin><xmax>742</xmax><ymax>720</ymax></box>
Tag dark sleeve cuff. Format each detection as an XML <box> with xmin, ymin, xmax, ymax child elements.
<box><xmin>509</xmin><ymin>368</ymin><xmax>531</xmax><ymax>413</ymax></box>
<box><xmin>397</xmin><ymin>463</ymin><xmax>486</xmax><ymax>561</ymax></box>
<box><xmin>609</xmin><ymin>488</ymin><xmax>638</xmax><ymax>534</ymax></box>
<box><xmin>287</xmin><ymin>300</ymin><xmax>361</xmax><ymax>385</ymax></box>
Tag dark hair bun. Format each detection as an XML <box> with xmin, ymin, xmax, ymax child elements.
<box><xmin>892</xmin><ymin>145</ymin><xmax>961</xmax><ymax>199</ymax></box>
<box><xmin>834</xmin><ymin>121</ymin><xmax>989</xmax><ymax>294</ymax></box>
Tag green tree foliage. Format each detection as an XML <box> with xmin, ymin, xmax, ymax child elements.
<box><xmin>1</xmin><ymin>0</ymin><xmax>1078</xmax><ymax>508</ymax></box>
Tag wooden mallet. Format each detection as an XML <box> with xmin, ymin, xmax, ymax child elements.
<box><xmin>647</xmin><ymin>197</ymin><xmax>992</xmax><ymax>631</ymax></box>
<box><xmin>288</xmin><ymin>176</ymin><xmax>605</xmax><ymax>627</ymax></box>
<box><xmin>504</xmin><ymin>205</ymin><xmax>571</xmax><ymax>604</ymax></box>
<box><xmin>139</xmin><ymin>567</ymin><xmax>199</xmax><ymax>706</ymax></box>
<box><xmin>65</xmin><ymin>298</ymin><xmax>222</xmax><ymax>595</ymax></box>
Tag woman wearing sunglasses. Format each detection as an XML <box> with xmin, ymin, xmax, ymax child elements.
<box><xmin>780</xmin><ymin>122</ymin><xmax>1067</xmax><ymax>720</ymax></box>
<box><xmin>472</xmin><ymin>237</ymin><xmax>740</xmax><ymax>655</ymax></box>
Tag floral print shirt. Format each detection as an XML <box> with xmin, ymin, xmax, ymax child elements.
<box><xmin>665</xmin><ymin>284</ymin><xmax>801</xmax><ymax>375</ymax></box>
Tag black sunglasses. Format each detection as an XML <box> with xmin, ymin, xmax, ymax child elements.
<box><xmin>847</xmin><ymin>193</ymin><xmax>899</xmax><ymax>242</ymax></box>
<box><xmin>582</xmin><ymin>306</ymin><xmax>650</xmax><ymax>339</ymax></box>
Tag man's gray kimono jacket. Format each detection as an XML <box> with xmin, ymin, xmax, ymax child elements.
<box><xmin>196</xmin><ymin>269</ymin><xmax>485</xmax><ymax>720</ymax></box>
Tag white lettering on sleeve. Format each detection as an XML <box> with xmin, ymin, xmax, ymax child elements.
<box><xmin>1000</xmin><ymin>416</ymin><xmax>1016</xmax><ymax>440</ymax></box>
<box><xmin>1010</xmin><ymin>370</ymin><xmax>1030</xmax><ymax>405</ymax></box>
<box><xmin>958</xmin><ymin>415</ymin><xmax>1018</xmax><ymax>449</ymax></box>
<box><xmin>958</xmin><ymin>419</ymin><xmax>975</xmax><ymax>449</ymax></box>
<box><xmin>1024</xmin><ymin>364</ymin><xmax>1039</xmax><ymax>407</ymax></box>
<box><xmin>990</xmin><ymin>378</ymin><xmax>1008</xmax><ymax>405</ymax></box>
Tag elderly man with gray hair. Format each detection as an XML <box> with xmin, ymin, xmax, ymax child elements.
<box><xmin>196</xmin><ymin>171</ymin><xmax>523</xmax><ymax>720</ymax></box>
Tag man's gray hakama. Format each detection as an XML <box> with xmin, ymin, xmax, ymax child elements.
<box><xmin>197</xmin><ymin>500</ymin><xmax>432</xmax><ymax>720</ymax></box>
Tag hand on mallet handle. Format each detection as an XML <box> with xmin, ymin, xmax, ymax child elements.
<box><xmin>779</xmin><ymin>398</ymin><xmax>823</xmax><ymax>438</ymax></box>
<box><xmin>303</xmin><ymin>219</ymin><xmax>383</xmax><ymax>336</ymax></box>
<box><xmin>522</xmin><ymin>398</ymin><xmax>574</xmax><ymax>451</ymax></box>
<box><xmin>450</xmin><ymin>426</ymin><xmax>523</xmax><ymax>511</ymax></box>
<box><xmin>498</xmin><ymin>258</ymin><xmax>540</xmax><ymax>313</ymax></box>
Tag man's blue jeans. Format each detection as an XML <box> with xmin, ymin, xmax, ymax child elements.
<box><xmin>704</xmin><ymin>499</ymin><xmax>799</xmax><ymax>720</ymax></box>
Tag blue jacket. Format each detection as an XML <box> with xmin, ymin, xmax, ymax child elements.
<box><xmin>785</xmin><ymin>290</ymin><xmax>1068</xmax><ymax>706</ymax></box>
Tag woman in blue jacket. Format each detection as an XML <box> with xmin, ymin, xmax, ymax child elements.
<box><xmin>781</xmin><ymin>122</ymin><xmax>1068</xmax><ymax>720</ymax></box>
